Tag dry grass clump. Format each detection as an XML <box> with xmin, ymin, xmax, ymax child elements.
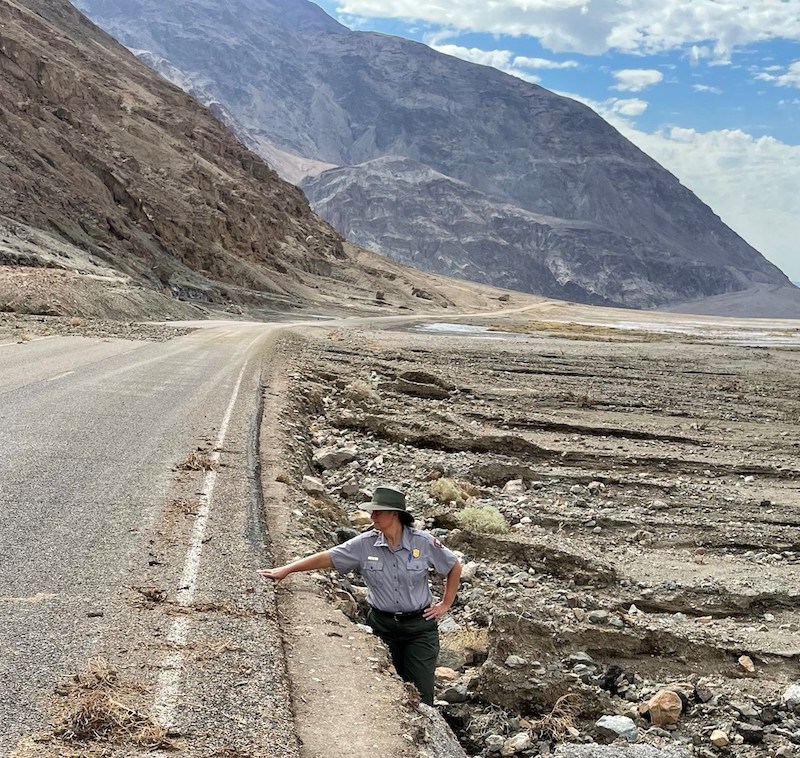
<box><xmin>430</xmin><ymin>477</ymin><xmax>479</xmax><ymax>506</ymax></box>
<box><xmin>178</xmin><ymin>448</ymin><xmax>218</xmax><ymax>471</ymax></box>
<box><xmin>470</xmin><ymin>704</ymin><xmax>513</xmax><ymax>739</ymax></box>
<box><xmin>168</xmin><ymin>497</ymin><xmax>200</xmax><ymax>516</ymax></box>
<box><xmin>131</xmin><ymin>585</ymin><xmax>167</xmax><ymax>603</ymax></box>
<box><xmin>528</xmin><ymin>693</ymin><xmax>580</xmax><ymax>741</ymax></box>
<box><xmin>17</xmin><ymin>331</ymin><xmax>34</xmax><ymax>343</ymax></box>
<box><xmin>343</xmin><ymin>379</ymin><xmax>381</xmax><ymax>406</ymax></box>
<box><xmin>455</xmin><ymin>504</ymin><xmax>508</xmax><ymax>534</ymax></box>
<box><xmin>52</xmin><ymin>658</ymin><xmax>178</xmax><ymax>751</ymax></box>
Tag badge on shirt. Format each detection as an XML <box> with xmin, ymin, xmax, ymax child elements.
<box><xmin>412</xmin><ymin>548</ymin><xmax>420</xmax><ymax>559</ymax></box>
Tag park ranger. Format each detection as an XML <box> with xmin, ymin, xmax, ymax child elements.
<box><xmin>259</xmin><ymin>485</ymin><xmax>462</xmax><ymax>705</ymax></box>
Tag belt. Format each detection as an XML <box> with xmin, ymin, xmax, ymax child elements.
<box><xmin>369</xmin><ymin>606</ymin><xmax>426</xmax><ymax>621</ymax></box>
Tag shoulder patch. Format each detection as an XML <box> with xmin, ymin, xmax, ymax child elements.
<box><xmin>433</xmin><ymin>538</ymin><xmax>442</xmax><ymax>549</ymax></box>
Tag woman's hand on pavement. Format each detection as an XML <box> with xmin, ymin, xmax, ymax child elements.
<box><xmin>423</xmin><ymin>601</ymin><xmax>451</xmax><ymax>621</ymax></box>
<box><xmin>258</xmin><ymin>566</ymin><xmax>291</xmax><ymax>582</ymax></box>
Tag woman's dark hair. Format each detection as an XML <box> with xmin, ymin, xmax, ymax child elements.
<box><xmin>398</xmin><ymin>510</ymin><xmax>414</xmax><ymax>527</ymax></box>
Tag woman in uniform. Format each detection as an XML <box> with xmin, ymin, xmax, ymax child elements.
<box><xmin>259</xmin><ymin>485</ymin><xmax>462</xmax><ymax>705</ymax></box>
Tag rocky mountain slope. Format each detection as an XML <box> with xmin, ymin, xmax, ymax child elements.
<box><xmin>74</xmin><ymin>0</ymin><xmax>795</xmax><ymax>314</ymax></box>
<box><xmin>0</xmin><ymin>0</ymin><xmax>504</xmax><ymax>320</ymax></box>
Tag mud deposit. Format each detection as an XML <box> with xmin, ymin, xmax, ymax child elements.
<box><xmin>283</xmin><ymin>324</ymin><xmax>800</xmax><ymax>757</ymax></box>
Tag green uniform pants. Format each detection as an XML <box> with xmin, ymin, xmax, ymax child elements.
<box><xmin>367</xmin><ymin>610</ymin><xmax>440</xmax><ymax>705</ymax></box>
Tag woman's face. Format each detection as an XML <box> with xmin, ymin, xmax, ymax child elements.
<box><xmin>370</xmin><ymin>509</ymin><xmax>399</xmax><ymax>532</ymax></box>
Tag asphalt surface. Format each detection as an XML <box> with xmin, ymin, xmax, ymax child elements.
<box><xmin>0</xmin><ymin>324</ymin><xmax>274</xmax><ymax>752</ymax></box>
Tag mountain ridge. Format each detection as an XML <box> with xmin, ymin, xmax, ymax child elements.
<box><xmin>1</xmin><ymin>0</ymin><xmax>508</xmax><ymax>318</ymax></box>
<box><xmin>73</xmin><ymin>0</ymin><xmax>795</xmax><ymax>314</ymax></box>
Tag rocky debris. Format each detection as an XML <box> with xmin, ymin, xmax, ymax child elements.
<box><xmin>445</xmin><ymin>531</ymin><xmax>617</xmax><ymax>586</ymax></box>
<box><xmin>500</xmin><ymin>731</ymin><xmax>532</xmax><ymax>755</ymax></box>
<box><xmin>0</xmin><ymin>313</ymin><xmax>194</xmax><ymax>342</ymax></box>
<box><xmin>313</xmin><ymin>445</ymin><xmax>358</xmax><ymax>470</ymax></box>
<box><xmin>710</xmin><ymin>729</ymin><xmax>730</xmax><ymax>747</ymax></box>
<box><xmin>276</xmin><ymin>329</ymin><xmax>800</xmax><ymax>758</ymax></box>
<box><xmin>556</xmin><ymin>747</ymin><xmax>690</xmax><ymax>758</ymax></box>
<box><xmin>301</xmin><ymin>475</ymin><xmax>325</xmax><ymax>494</ymax></box>
<box><xmin>738</xmin><ymin>655</ymin><xmax>756</xmax><ymax>674</ymax></box>
<box><xmin>595</xmin><ymin>715</ymin><xmax>639</xmax><ymax>743</ymax></box>
<box><xmin>783</xmin><ymin>684</ymin><xmax>800</xmax><ymax>711</ymax></box>
<box><xmin>641</xmin><ymin>690</ymin><xmax>683</xmax><ymax>727</ymax></box>
<box><xmin>415</xmin><ymin>704</ymin><xmax>470</xmax><ymax>758</ymax></box>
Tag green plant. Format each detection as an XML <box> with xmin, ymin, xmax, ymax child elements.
<box><xmin>456</xmin><ymin>505</ymin><xmax>508</xmax><ymax>533</ymax></box>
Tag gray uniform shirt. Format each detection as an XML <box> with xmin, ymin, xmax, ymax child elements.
<box><xmin>329</xmin><ymin>527</ymin><xmax>459</xmax><ymax>613</ymax></box>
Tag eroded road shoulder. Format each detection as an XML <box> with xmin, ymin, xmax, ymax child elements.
<box><xmin>258</xmin><ymin>330</ymin><xmax>422</xmax><ymax>758</ymax></box>
<box><xmin>8</xmin><ymin>328</ymin><xmax>297</xmax><ymax>756</ymax></box>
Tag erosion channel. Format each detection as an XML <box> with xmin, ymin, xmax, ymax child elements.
<box><xmin>273</xmin><ymin>320</ymin><xmax>800</xmax><ymax>758</ymax></box>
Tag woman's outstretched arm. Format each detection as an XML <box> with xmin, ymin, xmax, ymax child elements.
<box><xmin>258</xmin><ymin>551</ymin><xmax>334</xmax><ymax>582</ymax></box>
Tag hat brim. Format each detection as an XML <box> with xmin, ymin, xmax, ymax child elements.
<box><xmin>363</xmin><ymin>503</ymin><xmax>408</xmax><ymax>513</ymax></box>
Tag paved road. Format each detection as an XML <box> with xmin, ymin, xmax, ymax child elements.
<box><xmin>0</xmin><ymin>324</ymin><xmax>273</xmax><ymax>751</ymax></box>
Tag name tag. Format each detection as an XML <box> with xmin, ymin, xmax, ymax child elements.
<box><xmin>367</xmin><ymin>556</ymin><xmax>380</xmax><ymax>561</ymax></box>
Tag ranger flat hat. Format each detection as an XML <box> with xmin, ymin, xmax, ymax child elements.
<box><xmin>364</xmin><ymin>485</ymin><xmax>408</xmax><ymax>513</ymax></box>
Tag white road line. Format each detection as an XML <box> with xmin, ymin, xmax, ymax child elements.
<box><xmin>153</xmin><ymin>359</ymin><xmax>249</xmax><ymax>727</ymax></box>
<box><xmin>0</xmin><ymin>336</ymin><xmax>53</xmax><ymax>349</ymax></box>
<box><xmin>47</xmin><ymin>370</ymin><xmax>75</xmax><ymax>382</ymax></box>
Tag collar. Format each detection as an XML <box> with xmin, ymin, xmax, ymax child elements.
<box><xmin>374</xmin><ymin>526</ymin><xmax>413</xmax><ymax>551</ymax></box>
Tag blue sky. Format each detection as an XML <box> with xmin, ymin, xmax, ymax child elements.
<box><xmin>314</xmin><ymin>0</ymin><xmax>800</xmax><ymax>283</ymax></box>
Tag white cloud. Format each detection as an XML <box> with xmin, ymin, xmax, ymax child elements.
<box><xmin>431</xmin><ymin>44</ymin><xmax>542</xmax><ymax>82</ymax></box>
<box><xmin>433</xmin><ymin>44</ymin><xmax>513</xmax><ymax>70</ymax></box>
<box><xmin>610</xmin><ymin>121</ymin><xmax>800</xmax><ymax>279</ymax></box>
<box><xmin>607</xmin><ymin>98</ymin><xmax>649</xmax><ymax>116</ymax></box>
<box><xmin>544</xmin><ymin>90</ymin><xmax>800</xmax><ymax>278</ymax></box>
<box><xmin>334</xmin><ymin>0</ymin><xmax>800</xmax><ymax>56</ymax></box>
<box><xmin>688</xmin><ymin>45</ymin><xmax>713</xmax><ymax>66</ymax></box>
<box><xmin>514</xmin><ymin>56</ymin><xmax>579</xmax><ymax>69</ymax></box>
<box><xmin>612</xmin><ymin>69</ymin><xmax>664</xmax><ymax>92</ymax></box>
<box><xmin>693</xmin><ymin>84</ymin><xmax>722</xmax><ymax>94</ymax></box>
<box><xmin>757</xmin><ymin>60</ymin><xmax>800</xmax><ymax>88</ymax></box>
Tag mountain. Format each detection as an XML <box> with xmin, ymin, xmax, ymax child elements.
<box><xmin>0</xmin><ymin>0</ymin><xmax>484</xmax><ymax>320</ymax></box>
<box><xmin>72</xmin><ymin>0</ymin><xmax>796</xmax><ymax>315</ymax></box>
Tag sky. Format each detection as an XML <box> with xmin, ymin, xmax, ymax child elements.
<box><xmin>314</xmin><ymin>0</ymin><xmax>800</xmax><ymax>282</ymax></box>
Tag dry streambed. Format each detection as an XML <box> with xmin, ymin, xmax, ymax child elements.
<box><xmin>279</xmin><ymin>325</ymin><xmax>800</xmax><ymax>758</ymax></box>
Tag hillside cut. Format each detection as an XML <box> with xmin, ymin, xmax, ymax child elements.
<box><xmin>74</xmin><ymin>0</ymin><xmax>792</xmax><ymax>310</ymax></box>
<box><xmin>0</xmin><ymin>0</ymin><xmax>469</xmax><ymax>318</ymax></box>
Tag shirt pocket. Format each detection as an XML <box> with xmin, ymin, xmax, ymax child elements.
<box><xmin>406</xmin><ymin>560</ymin><xmax>428</xmax><ymax>573</ymax></box>
<box><xmin>362</xmin><ymin>560</ymin><xmax>384</xmax><ymax>572</ymax></box>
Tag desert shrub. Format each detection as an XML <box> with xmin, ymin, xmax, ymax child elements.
<box><xmin>456</xmin><ymin>504</ymin><xmax>508</xmax><ymax>533</ymax></box>
<box><xmin>343</xmin><ymin>379</ymin><xmax>380</xmax><ymax>407</ymax></box>
<box><xmin>430</xmin><ymin>477</ymin><xmax>477</xmax><ymax>506</ymax></box>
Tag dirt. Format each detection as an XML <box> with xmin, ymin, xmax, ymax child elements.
<box><xmin>266</xmin><ymin>317</ymin><xmax>800</xmax><ymax>756</ymax></box>
<box><xmin>8</xmin><ymin>310</ymin><xmax>800</xmax><ymax>758</ymax></box>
